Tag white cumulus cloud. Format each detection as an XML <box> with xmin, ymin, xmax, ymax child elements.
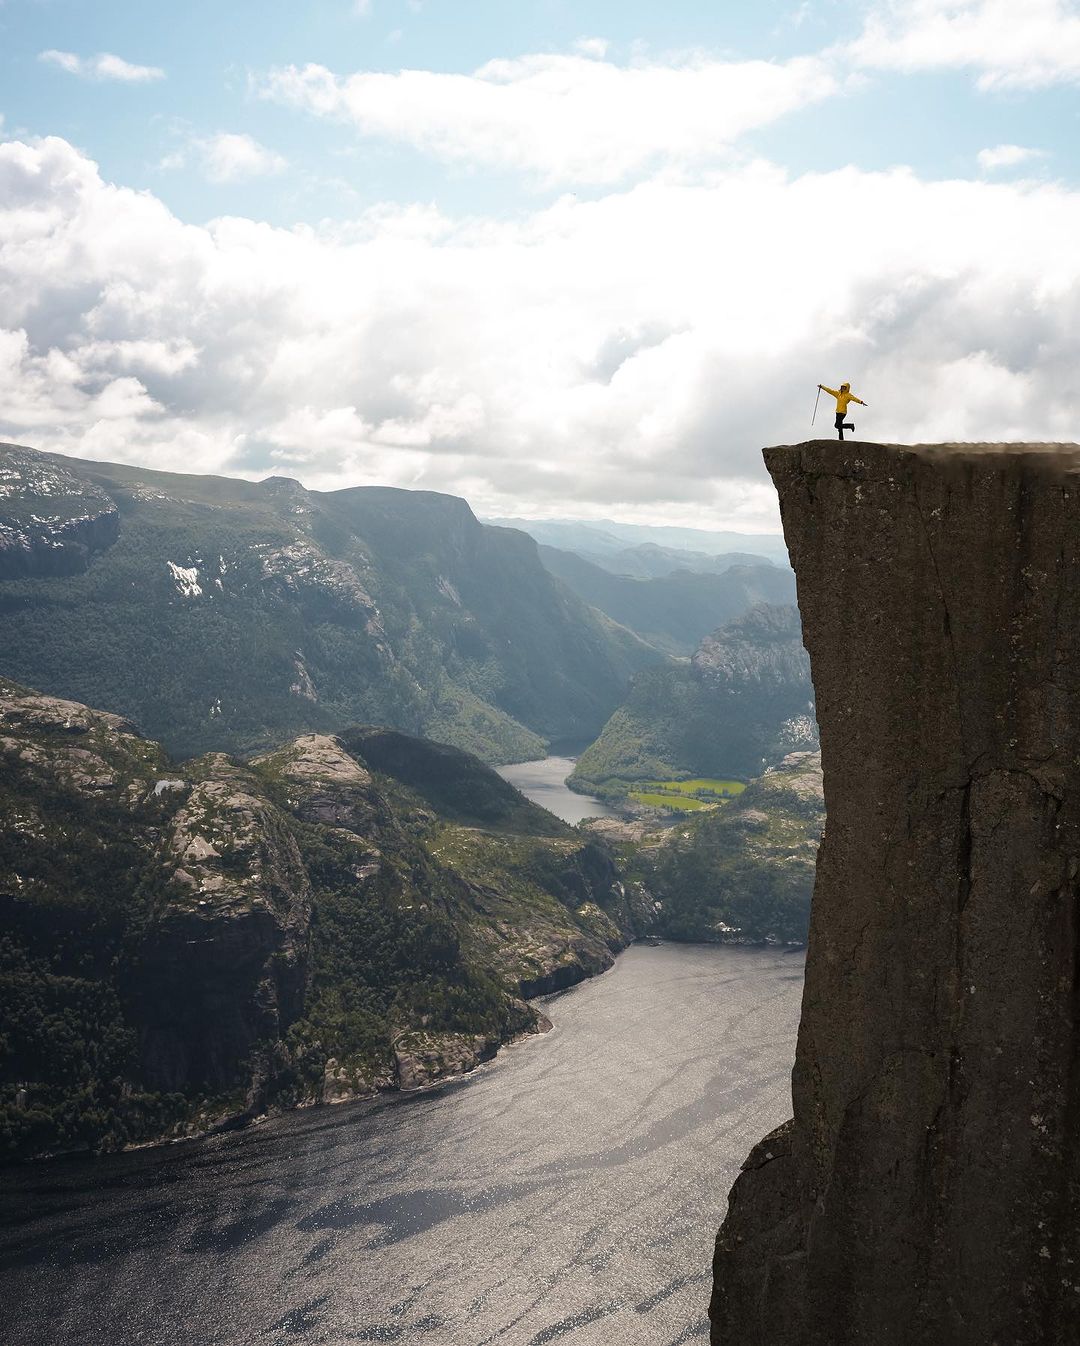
<box><xmin>258</xmin><ymin>50</ymin><xmax>848</xmax><ymax>186</ymax></box>
<box><xmin>977</xmin><ymin>143</ymin><xmax>1048</xmax><ymax>171</ymax></box>
<box><xmin>847</xmin><ymin>0</ymin><xmax>1080</xmax><ymax>90</ymax></box>
<box><xmin>5</xmin><ymin>137</ymin><xmax>1080</xmax><ymax>530</ymax></box>
<box><xmin>198</xmin><ymin>132</ymin><xmax>288</xmax><ymax>183</ymax></box>
<box><xmin>39</xmin><ymin>49</ymin><xmax>165</xmax><ymax>83</ymax></box>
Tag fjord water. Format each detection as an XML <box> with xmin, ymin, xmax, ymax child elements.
<box><xmin>495</xmin><ymin>755</ymin><xmax>617</xmax><ymax>824</ymax></box>
<box><xmin>1</xmin><ymin>944</ymin><xmax>802</xmax><ymax>1346</ymax></box>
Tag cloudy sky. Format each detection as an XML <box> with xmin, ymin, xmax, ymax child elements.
<box><xmin>3</xmin><ymin>0</ymin><xmax>1080</xmax><ymax>531</ymax></box>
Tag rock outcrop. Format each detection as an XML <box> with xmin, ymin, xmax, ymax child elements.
<box><xmin>0</xmin><ymin>443</ymin><xmax>118</xmax><ymax>578</ymax></box>
<box><xmin>711</xmin><ymin>441</ymin><xmax>1080</xmax><ymax>1345</ymax></box>
<box><xmin>138</xmin><ymin>755</ymin><xmax>311</xmax><ymax>1097</ymax></box>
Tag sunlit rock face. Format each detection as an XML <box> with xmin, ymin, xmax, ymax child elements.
<box><xmin>712</xmin><ymin>442</ymin><xmax>1080</xmax><ymax>1346</ymax></box>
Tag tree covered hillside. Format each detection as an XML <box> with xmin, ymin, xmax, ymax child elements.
<box><xmin>0</xmin><ymin>444</ymin><xmax>665</xmax><ymax>764</ymax></box>
<box><xmin>0</xmin><ymin>678</ymin><xmax>654</xmax><ymax>1161</ymax></box>
<box><xmin>572</xmin><ymin>604</ymin><xmax>818</xmax><ymax>790</ymax></box>
<box><xmin>649</xmin><ymin>751</ymin><xmax>822</xmax><ymax>944</ymax></box>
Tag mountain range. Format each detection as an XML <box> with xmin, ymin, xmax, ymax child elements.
<box><xmin>0</xmin><ymin>443</ymin><xmax>665</xmax><ymax>764</ymax></box>
<box><xmin>483</xmin><ymin>515</ymin><xmax>790</xmax><ymax>566</ymax></box>
<box><xmin>538</xmin><ymin>544</ymin><xmax>796</xmax><ymax>655</ymax></box>
<box><xmin>565</xmin><ymin>542</ymin><xmax>785</xmax><ymax>581</ymax></box>
<box><xmin>0</xmin><ymin>445</ymin><xmax>821</xmax><ymax>1163</ymax></box>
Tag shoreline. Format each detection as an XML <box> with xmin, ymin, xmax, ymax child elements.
<box><xmin>7</xmin><ymin>935</ymin><xmax>805</xmax><ymax>1170</ymax></box>
<box><xmin>4</xmin><ymin>935</ymin><xmax>633</xmax><ymax>1170</ymax></box>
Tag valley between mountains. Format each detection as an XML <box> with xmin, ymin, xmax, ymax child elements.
<box><xmin>0</xmin><ymin>441</ymin><xmax>820</xmax><ymax>1162</ymax></box>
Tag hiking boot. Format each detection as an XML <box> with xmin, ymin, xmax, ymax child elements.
<box><xmin>845</xmin><ymin>422</ymin><xmax>855</xmax><ymax>432</ymax></box>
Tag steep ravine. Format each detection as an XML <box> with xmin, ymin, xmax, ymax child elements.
<box><xmin>712</xmin><ymin>442</ymin><xmax>1080</xmax><ymax>1346</ymax></box>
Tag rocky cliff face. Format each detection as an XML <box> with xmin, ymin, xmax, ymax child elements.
<box><xmin>712</xmin><ymin>441</ymin><xmax>1080</xmax><ymax>1346</ymax></box>
<box><xmin>137</xmin><ymin>754</ymin><xmax>312</xmax><ymax>1098</ymax></box>
<box><xmin>0</xmin><ymin>444</ymin><xmax>119</xmax><ymax>578</ymax></box>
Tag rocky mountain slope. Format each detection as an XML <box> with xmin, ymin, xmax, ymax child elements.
<box><xmin>572</xmin><ymin>603</ymin><xmax>818</xmax><ymax>790</ymax></box>
<box><xmin>713</xmin><ymin>442</ymin><xmax>1080</xmax><ymax>1346</ymax></box>
<box><xmin>538</xmin><ymin>544</ymin><xmax>795</xmax><ymax>654</ymax></box>
<box><xmin>0</xmin><ymin>678</ymin><xmax>654</xmax><ymax>1162</ymax></box>
<box><xmin>0</xmin><ymin>443</ymin><xmax>664</xmax><ymax>764</ymax></box>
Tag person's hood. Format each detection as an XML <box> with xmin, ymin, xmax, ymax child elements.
<box><xmin>841</xmin><ymin>382</ymin><xmax>850</xmax><ymax>391</ymax></box>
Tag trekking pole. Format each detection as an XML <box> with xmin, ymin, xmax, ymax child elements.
<box><xmin>811</xmin><ymin>384</ymin><xmax>821</xmax><ymax>426</ymax></box>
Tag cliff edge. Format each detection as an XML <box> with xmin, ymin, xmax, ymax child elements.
<box><xmin>711</xmin><ymin>441</ymin><xmax>1080</xmax><ymax>1346</ymax></box>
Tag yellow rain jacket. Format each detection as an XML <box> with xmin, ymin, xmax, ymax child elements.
<box><xmin>821</xmin><ymin>384</ymin><xmax>865</xmax><ymax>414</ymax></box>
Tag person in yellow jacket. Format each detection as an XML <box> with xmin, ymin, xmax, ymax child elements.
<box><xmin>819</xmin><ymin>381</ymin><xmax>867</xmax><ymax>440</ymax></box>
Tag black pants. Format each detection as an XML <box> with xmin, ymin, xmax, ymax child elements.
<box><xmin>835</xmin><ymin>411</ymin><xmax>854</xmax><ymax>440</ymax></box>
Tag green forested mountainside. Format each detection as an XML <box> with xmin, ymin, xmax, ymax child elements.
<box><xmin>596</xmin><ymin>752</ymin><xmax>823</xmax><ymax>945</ymax></box>
<box><xmin>572</xmin><ymin>604</ymin><xmax>818</xmax><ymax>788</ymax></box>
<box><xmin>337</xmin><ymin>726</ymin><xmax>566</xmax><ymax>833</ymax></box>
<box><xmin>537</xmin><ymin>544</ymin><xmax>796</xmax><ymax>654</ymax></box>
<box><xmin>0</xmin><ymin>679</ymin><xmax>655</xmax><ymax>1161</ymax></box>
<box><xmin>0</xmin><ymin>444</ymin><xmax>664</xmax><ymax>764</ymax></box>
<box><xmin>651</xmin><ymin>752</ymin><xmax>822</xmax><ymax>943</ymax></box>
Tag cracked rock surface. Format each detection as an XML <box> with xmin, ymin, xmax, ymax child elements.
<box><xmin>712</xmin><ymin>441</ymin><xmax>1080</xmax><ymax>1346</ymax></box>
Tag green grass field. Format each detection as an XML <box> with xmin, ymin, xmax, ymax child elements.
<box><xmin>627</xmin><ymin>777</ymin><xmax>747</xmax><ymax>812</ymax></box>
<box><xmin>652</xmin><ymin>778</ymin><xmax>746</xmax><ymax>797</ymax></box>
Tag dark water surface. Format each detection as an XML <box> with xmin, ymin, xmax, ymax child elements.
<box><xmin>494</xmin><ymin>756</ymin><xmax>617</xmax><ymax>825</ymax></box>
<box><xmin>0</xmin><ymin>944</ymin><xmax>803</xmax><ymax>1346</ymax></box>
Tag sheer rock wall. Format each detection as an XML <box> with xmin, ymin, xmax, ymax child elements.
<box><xmin>711</xmin><ymin>441</ymin><xmax>1080</xmax><ymax>1346</ymax></box>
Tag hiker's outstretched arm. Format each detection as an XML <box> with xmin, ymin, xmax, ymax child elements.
<box><xmin>820</xmin><ymin>384</ymin><xmax>839</xmax><ymax>397</ymax></box>
<box><xmin>854</xmin><ymin>396</ymin><xmax>867</xmax><ymax>405</ymax></box>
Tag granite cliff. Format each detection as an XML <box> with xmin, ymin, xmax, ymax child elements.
<box><xmin>712</xmin><ymin>442</ymin><xmax>1080</xmax><ymax>1345</ymax></box>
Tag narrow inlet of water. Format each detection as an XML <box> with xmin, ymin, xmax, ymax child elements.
<box><xmin>495</xmin><ymin>755</ymin><xmax>618</xmax><ymax>824</ymax></box>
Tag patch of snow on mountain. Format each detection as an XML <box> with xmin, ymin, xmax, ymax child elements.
<box><xmin>167</xmin><ymin>561</ymin><xmax>202</xmax><ymax>597</ymax></box>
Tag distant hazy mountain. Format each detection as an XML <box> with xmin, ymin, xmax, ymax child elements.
<box><xmin>0</xmin><ymin>677</ymin><xmax>655</xmax><ymax>1159</ymax></box>
<box><xmin>571</xmin><ymin>604</ymin><xmax>818</xmax><ymax>786</ymax></box>
<box><xmin>0</xmin><ymin>443</ymin><xmax>665</xmax><ymax>764</ymax></box>
<box><xmin>578</xmin><ymin>542</ymin><xmax>782</xmax><ymax>580</ymax></box>
<box><xmin>484</xmin><ymin>514</ymin><xmax>790</xmax><ymax>566</ymax></box>
<box><xmin>538</xmin><ymin>544</ymin><xmax>796</xmax><ymax>655</ymax></box>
